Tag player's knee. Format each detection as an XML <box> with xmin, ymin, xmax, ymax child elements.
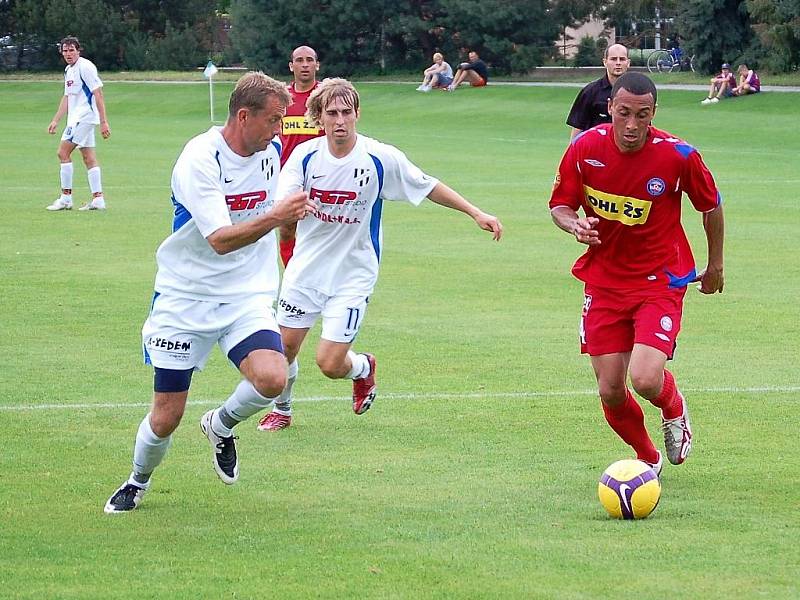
<box><xmin>149</xmin><ymin>404</ymin><xmax>184</xmax><ymax>437</ymax></box>
<box><xmin>316</xmin><ymin>354</ymin><xmax>345</xmax><ymax>379</ymax></box>
<box><xmin>598</xmin><ymin>380</ymin><xmax>627</xmax><ymax>406</ymax></box>
<box><xmin>249</xmin><ymin>365</ymin><xmax>287</xmax><ymax>398</ymax></box>
<box><xmin>629</xmin><ymin>371</ymin><xmax>661</xmax><ymax>399</ymax></box>
<box><xmin>57</xmin><ymin>149</ymin><xmax>70</xmax><ymax>162</ymax></box>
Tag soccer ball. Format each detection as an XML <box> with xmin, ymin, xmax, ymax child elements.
<box><xmin>598</xmin><ymin>459</ymin><xmax>661</xmax><ymax>519</ymax></box>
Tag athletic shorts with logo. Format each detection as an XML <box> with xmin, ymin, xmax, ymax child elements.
<box><xmin>142</xmin><ymin>293</ymin><xmax>280</xmax><ymax>370</ymax></box>
<box><xmin>61</xmin><ymin>121</ymin><xmax>96</xmax><ymax>148</ymax></box>
<box><xmin>277</xmin><ymin>284</ymin><xmax>368</xmax><ymax>344</ymax></box>
<box><xmin>579</xmin><ymin>284</ymin><xmax>686</xmax><ymax>358</ymax></box>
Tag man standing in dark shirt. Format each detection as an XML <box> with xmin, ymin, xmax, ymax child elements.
<box><xmin>448</xmin><ymin>50</ymin><xmax>489</xmax><ymax>91</ymax></box>
<box><xmin>566</xmin><ymin>44</ymin><xmax>629</xmax><ymax>138</ymax></box>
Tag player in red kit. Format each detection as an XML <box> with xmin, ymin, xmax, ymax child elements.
<box><xmin>549</xmin><ymin>72</ymin><xmax>725</xmax><ymax>475</ymax></box>
<box><xmin>278</xmin><ymin>45</ymin><xmax>325</xmax><ymax>267</ymax></box>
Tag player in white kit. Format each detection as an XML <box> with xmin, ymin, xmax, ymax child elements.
<box><xmin>104</xmin><ymin>72</ymin><xmax>315</xmax><ymax>513</ymax></box>
<box><xmin>257</xmin><ymin>78</ymin><xmax>503</xmax><ymax>431</ymax></box>
<box><xmin>46</xmin><ymin>37</ymin><xmax>111</xmax><ymax>212</ymax></box>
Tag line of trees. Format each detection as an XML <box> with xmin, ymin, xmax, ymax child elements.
<box><xmin>1</xmin><ymin>0</ymin><xmax>798</xmax><ymax>74</ymax></box>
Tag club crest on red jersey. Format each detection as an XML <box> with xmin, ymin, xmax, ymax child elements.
<box><xmin>646</xmin><ymin>178</ymin><xmax>666</xmax><ymax>196</ymax></box>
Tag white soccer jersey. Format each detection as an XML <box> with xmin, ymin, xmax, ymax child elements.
<box><xmin>153</xmin><ymin>127</ymin><xmax>282</xmax><ymax>302</ymax></box>
<box><xmin>278</xmin><ymin>134</ymin><xmax>438</xmax><ymax>296</ymax></box>
<box><xmin>63</xmin><ymin>57</ymin><xmax>103</xmax><ymax>126</ymax></box>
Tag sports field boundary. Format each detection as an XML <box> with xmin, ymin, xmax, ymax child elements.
<box><xmin>2</xmin><ymin>78</ymin><xmax>799</xmax><ymax>92</ymax></box>
<box><xmin>3</xmin><ymin>385</ymin><xmax>798</xmax><ymax>411</ymax></box>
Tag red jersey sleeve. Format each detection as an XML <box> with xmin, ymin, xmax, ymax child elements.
<box><xmin>679</xmin><ymin>146</ymin><xmax>721</xmax><ymax>213</ymax></box>
<box><xmin>549</xmin><ymin>140</ymin><xmax>583</xmax><ymax>211</ymax></box>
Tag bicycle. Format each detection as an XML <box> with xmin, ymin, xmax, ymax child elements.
<box><xmin>647</xmin><ymin>47</ymin><xmax>695</xmax><ymax>73</ymax></box>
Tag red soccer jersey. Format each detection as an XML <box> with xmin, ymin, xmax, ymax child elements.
<box><xmin>549</xmin><ymin>124</ymin><xmax>720</xmax><ymax>290</ymax></box>
<box><xmin>279</xmin><ymin>81</ymin><xmax>324</xmax><ymax>166</ymax></box>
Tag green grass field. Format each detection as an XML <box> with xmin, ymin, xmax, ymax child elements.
<box><xmin>1</xmin><ymin>80</ymin><xmax>798</xmax><ymax>599</ymax></box>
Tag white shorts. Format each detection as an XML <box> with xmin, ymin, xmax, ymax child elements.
<box><xmin>61</xmin><ymin>121</ymin><xmax>96</xmax><ymax>148</ymax></box>
<box><xmin>142</xmin><ymin>292</ymin><xmax>279</xmax><ymax>370</ymax></box>
<box><xmin>277</xmin><ymin>285</ymin><xmax>368</xmax><ymax>343</ymax></box>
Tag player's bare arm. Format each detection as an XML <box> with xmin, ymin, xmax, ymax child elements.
<box><xmin>93</xmin><ymin>88</ymin><xmax>111</xmax><ymax>139</ymax></box>
<box><xmin>207</xmin><ymin>191</ymin><xmax>314</xmax><ymax>255</ymax></box>
<box><xmin>550</xmin><ymin>205</ymin><xmax>601</xmax><ymax>246</ymax></box>
<box><xmin>427</xmin><ymin>182</ymin><xmax>503</xmax><ymax>240</ymax></box>
<box><xmin>693</xmin><ymin>204</ymin><xmax>725</xmax><ymax>294</ymax></box>
<box><xmin>48</xmin><ymin>96</ymin><xmax>68</xmax><ymax>134</ymax></box>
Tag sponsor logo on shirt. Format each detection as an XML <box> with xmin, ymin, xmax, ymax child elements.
<box><xmin>310</xmin><ymin>188</ymin><xmax>358</xmax><ymax>205</ymax></box>
<box><xmin>583</xmin><ymin>185</ymin><xmax>652</xmax><ymax>226</ymax></box>
<box><xmin>226</xmin><ymin>190</ymin><xmax>267</xmax><ymax>211</ymax></box>
<box><xmin>282</xmin><ymin>116</ymin><xmax>322</xmax><ymax>135</ymax></box>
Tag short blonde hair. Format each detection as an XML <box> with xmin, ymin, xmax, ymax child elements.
<box><xmin>228</xmin><ymin>71</ymin><xmax>291</xmax><ymax>118</ymax></box>
<box><xmin>305</xmin><ymin>78</ymin><xmax>360</xmax><ymax>128</ymax></box>
<box><xmin>433</xmin><ymin>52</ymin><xmax>443</xmax><ymax>61</ymax></box>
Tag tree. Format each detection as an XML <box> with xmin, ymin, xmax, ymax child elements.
<box><xmin>747</xmin><ymin>0</ymin><xmax>800</xmax><ymax>72</ymax></box>
<box><xmin>230</xmin><ymin>0</ymin><xmax>566</xmax><ymax>76</ymax></box>
<box><xmin>438</xmin><ymin>0</ymin><xmax>560</xmax><ymax>73</ymax></box>
<box><xmin>230</xmin><ymin>0</ymin><xmax>387</xmax><ymax>76</ymax></box>
<box><xmin>675</xmin><ymin>0</ymin><xmax>753</xmax><ymax>74</ymax></box>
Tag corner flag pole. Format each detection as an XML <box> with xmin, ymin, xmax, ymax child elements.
<box><xmin>203</xmin><ymin>61</ymin><xmax>219</xmax><ymax>122</ymax></box>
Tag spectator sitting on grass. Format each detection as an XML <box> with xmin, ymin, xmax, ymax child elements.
<box><xmin>416</xmin><ymin>53</ymin><xmax>453</xmax><ymax>92</ymax></box>
<box><xmin>701</xmin><ymin>63</ymin><xmax>736</xmax><ymax>105</ymax></box>
<box><xmin>733</xmin><ymin>64</ymin><xmax>760</xmax><ymax>96</ymax></box>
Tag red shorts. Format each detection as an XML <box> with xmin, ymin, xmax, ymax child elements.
<box><xmin>471</xmin><ymin>76</ymin><xmax>487</xmax><ymax>87</ymax></box>
<box><xmin>579</xmin><ymin>284</ymin><xmax>686</xmax><ymax>358</ymax></box>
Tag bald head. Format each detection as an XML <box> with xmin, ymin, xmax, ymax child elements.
<box><xmin>291</xmin><ymin>45</ymin><xmax>317</xmax><ymax>62</ymax></box>
<box><xmin>603</xmin><ymin>44</ymin><xmax>630</xmax><ymax>83</ymax></box>
<box><xmin>289</xmin><ymin>45</ymin><xmax>319</xmax><ymax>91</ymax></box>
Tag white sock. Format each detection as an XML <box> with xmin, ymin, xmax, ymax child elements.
<box><xmin>346</xmin><ymin>351</ymin><xmax>369</xmax><ymax>380</ymax></box>
<box><xmin>127</xmin><ymin>472</ymin><xmax>151</xmax><ymax>489</ymax></box>
<box><xmin>60</xmin><ymin>162</ymin><xmax>73</xmax><ymax>196</ymax></box>
<box><xmin>274</xmin><ymin>359</ymin><xmax>299</xmax><ymax>414</ymax></box>
<box><xmin>132</xmin><ymin>413</ymin><xmax>171</xmax><ymax>480</ymax></box>
<box><xmin>219</xmin><ymin>379</ymin><xmax>275</xmax><ymax>427</ymax></box>
<box><xmin>87</xmin><ymin>166</ymin><xmax>103</xmax><ymax>195</ymax></box>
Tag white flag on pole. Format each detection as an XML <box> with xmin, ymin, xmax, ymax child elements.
<box><xmin>203</xmin><ymin>61</ymin><xmax>218</xmax><ymax>79</ymax></box>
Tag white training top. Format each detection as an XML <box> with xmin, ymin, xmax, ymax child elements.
<box><xmin>278</xmin><ymin>134</ymin><xmax>438</xmax><ymax>296</ymax></box>
<box><xmin>153</xmin><ymin>127</ymin><xmax>282</xmax><ymax>302</ymax></box>
<box><xmin>63</xmin><ymin>56</ymin><xmax>103</xmax><ymax>126</ymax></box>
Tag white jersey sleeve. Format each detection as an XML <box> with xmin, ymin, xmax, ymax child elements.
<box><xmin>170</xmin><ymin>146</ymin><xmax>232</xmax><ymax>238</ymax></box>
<box><xmin>374</xmin><ymin>142</ymin><xmax>436</xmax><ymax>206</ymax></box>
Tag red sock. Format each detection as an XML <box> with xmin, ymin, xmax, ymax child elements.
<box><xmin>279</xmin><ymin>238</ymin><xmax>295</xmax><ymax>267</ymax></box>
<box><xmin>648</xmin><ymin>369</ymin><xmax>682</xmax><ymax>420</ymax></box>
<box><xmin>602</xmin><ymin>390</ymin><xmax>660</xmax><ymax>464</ymax></box>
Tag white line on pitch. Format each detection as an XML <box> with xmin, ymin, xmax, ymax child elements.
<box><xmin>1</xmin><ymin>386</ymin><xmax>798</xmax><ymax>412</ymax></box>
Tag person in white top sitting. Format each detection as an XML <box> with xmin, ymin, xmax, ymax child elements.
<box><xmin>256</xmin><ymin>78</ymin><xmax>503</xmax><ymax>431</ymax></box>
<box><xmin>416</xmin><ymin>52</ymin><xmax>454</xmax><ymax>91</ymax></box>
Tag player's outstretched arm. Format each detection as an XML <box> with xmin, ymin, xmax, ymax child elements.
<box><xmin>693</xmin><ymin>204</ymin><xmax>725</xmax><ymax>294</ymax></box>
<box><xmin>207</xmin><ymin>191</ymin><xmax>314</xmax><ymax>255</ymax></box>
<box><xmin>550</xmin><ymin>205</ymin><xmax>601</xmax><ymax>246</ymax></box>
<box><xmin>427</xmin><ymin>182</ymin><xmax>502</xmax><ymax>240</ymax></box>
